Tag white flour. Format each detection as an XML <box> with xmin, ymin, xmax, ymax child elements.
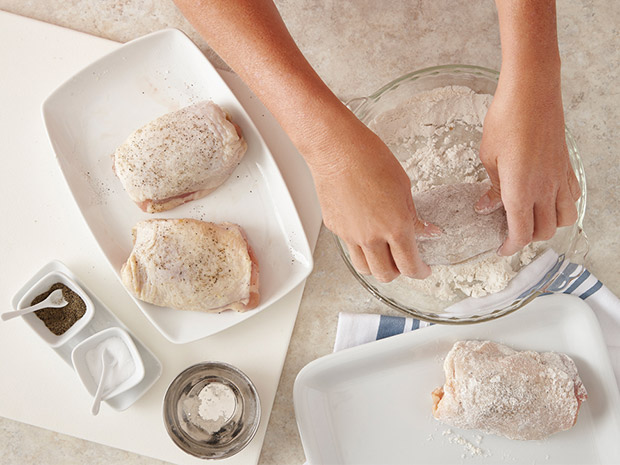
<box><xmin>370</xmin><ymin>85</ymin><xmax>490</xmax><ymax>192</ymax></box>
<box><xmin>198</xmin><ymin>382</ymin><xmax>236</xmax><ymax>422</ymax></box>
<box><xmin>369</xmin><ymin>85</ymin><xmax>539</xmax><ymax>301</ymax></box>
<box><xmin>441</xmin><ymin>429</ymin><xmax>490</xmax><ymax>458</ymax></box>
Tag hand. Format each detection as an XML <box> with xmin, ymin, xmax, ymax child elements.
<box><xmin>307</xmin><ymin>111</ymin><xmax>439</xmax><ymax>282</ymax></box>
<box><xmin>475</xmin><ymin>71</ymin><xmax>581</xmax><ymax>256</ymax></box>
<box><xmin>172</xmin><ymin>0</ymin><xmax>439</xmax><ymax>282</ymax></box>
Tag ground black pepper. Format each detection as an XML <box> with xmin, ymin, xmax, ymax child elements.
<box><xmin>30</xmin><ymin>283</ymin><xmax>86</xmax><ymax>336</ymax></box>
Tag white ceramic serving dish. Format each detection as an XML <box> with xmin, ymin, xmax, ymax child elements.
<box><xmin>72</xmin><ymin>326</ymin><xmax>145</xmax><ymax>401</ymax></box>
<box><xmin>11</xmin><ymin>260</ymin><xmax>162</xmax><ymax>411</ymax></box>
<box><xmin>15</xmin><ymin>270</ymin><xmax>94</xmax><ymax>348</ymax></box>
<box><xmin>294</xmin><ymin>294</ymin><xmax>620</xmax><ymax>465</ymax></box>
<box><xmin>41</xmin><ymin>28</ymin><xmax>313</xmax><ymax>343</ymax></box>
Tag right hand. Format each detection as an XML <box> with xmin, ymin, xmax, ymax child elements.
<box><xmin>474</xmin><ymin>66</ymin><xmax>580</xmax><ymax>256</ymax></box>
<box><xmin>305</xmin><ymin>111</ymin><xmax>439</xmax><ymax>282</ymax></box>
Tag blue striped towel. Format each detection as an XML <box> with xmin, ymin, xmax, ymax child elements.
<box><xmin>333</xmin><ymin>251</ymin><xmax>620</xmax><ymax>386</ymax></box>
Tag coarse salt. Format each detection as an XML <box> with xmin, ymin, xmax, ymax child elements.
<box><xmin>85</xmin><ymin>336</ymin><xmax>135</xmax><ymax>396</ymax></box>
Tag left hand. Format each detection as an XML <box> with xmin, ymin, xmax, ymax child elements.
<box><xmin>475</xmin><ymin>70</ymin><xmax>581</xmax><ymax>256</ymax></box>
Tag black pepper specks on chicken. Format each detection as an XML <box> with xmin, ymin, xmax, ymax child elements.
<box><xmin>113</xmin><ymin>101</ymin><xmax>247</xmax><ymax>213</ymax></box>
<box><xmin>121</xmin><ymin>219</ymin><xmax>260</xmax><ymax>313</ymax></box>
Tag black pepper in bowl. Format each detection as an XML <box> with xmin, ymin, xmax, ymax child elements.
<box><xmin>31</xmin><ymin>283</ymin><xmax>86</xmax><ymax>335</ymax></box>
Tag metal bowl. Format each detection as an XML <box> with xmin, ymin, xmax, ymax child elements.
<box><xmin>162</xmin><ymin>362</ymin><xmax>261</xmax><ymax>459</ymax></box>
<box><xmin>335</xmin><ymin>64</ymin><xmax>588</xmax><ymax>324</ymax></box>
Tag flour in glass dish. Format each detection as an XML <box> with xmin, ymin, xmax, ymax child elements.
<box><xmin>369</xmin><ymin>85</ymin><xmax>540</xmax><ymax>301</ymax></box>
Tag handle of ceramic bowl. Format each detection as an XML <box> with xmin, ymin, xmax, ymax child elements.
<box><xmin>344</xmin><ymin>97</ymin><xmax>368</xmax><ymax>112</ymax></box>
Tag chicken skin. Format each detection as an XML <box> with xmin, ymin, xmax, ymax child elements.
<box><xmin>121</xmin><ymin>218</ymin><xmax>259</xmax><ymax>313</ymax></box>
<box><xmin>113</xmin><ymin>101</ymin><xmax>247</xmax><ymax>213</ymax></box>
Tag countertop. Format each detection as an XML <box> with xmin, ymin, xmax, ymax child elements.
<box><xmin>0</xmin><ymin>1</ymin><xmax>618</xmax><ymax>464</ymax></box>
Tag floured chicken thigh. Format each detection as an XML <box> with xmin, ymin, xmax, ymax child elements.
<box><xmin>121</xmin><ymin>219</ymin><xmax>259</xmax><ymax>313</ymax></box>
<box><xmin>413</xmin><ymin>182</ymin><xmax>507</xmax><ymax>265</ymax></box>
<box><xmin>113</xmin><ymin>101</ymin><xmax>247</xmax><ymax>213</ymax></box>
<box><xmin>432</xmin><ymin>340</ymin><xmax>587</xmax><ymax>440</ymax></box>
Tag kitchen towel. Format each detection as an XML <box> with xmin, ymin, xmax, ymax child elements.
<box><xmin>334</xmin><ymin>255</ymin><xmax>620</xmax><ymax>387</ymax></box>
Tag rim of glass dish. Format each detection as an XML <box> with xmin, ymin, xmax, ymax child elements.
<box><xmin>368</xmin><ymin>63</ymin><xmax>499</xmax><ymax>99</ymax></box>
<box><xmin>336</xmin><ymin>64</ymin><xmax>587</xmax><ymax>324</ymax></box>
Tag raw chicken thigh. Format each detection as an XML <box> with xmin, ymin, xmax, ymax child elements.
<box><xmin>121</xmin><ymin>219</ymin><xmax>259</xmax><ymax>313</ymax></box>
<box><xmin>113</xmin><ymin>101</ymin><xmax>247</xmax><ymax>213</ymax></box>
<box><xmin>432</xmin><ymin>340</ymin><xmax>587</xmax><ymax>440</ymax></box>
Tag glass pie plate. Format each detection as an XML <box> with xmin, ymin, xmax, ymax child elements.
<box><xmin>335</xmin><ymin>64</ymin><xmax>588</xmax><ymax>324</ymax></box>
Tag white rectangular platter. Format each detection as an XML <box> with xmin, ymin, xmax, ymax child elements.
<box><xmin>294</xmin><ymin>294</ymin><xmax>620</xmax><ymax>465</ymax></box>
<box><xmin>42</xmin><ymin>28</ymin><xmax>313</xmax><ymax>344</ymax></box>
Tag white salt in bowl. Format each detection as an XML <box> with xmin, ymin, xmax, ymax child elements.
<box><xmin>336</xmin><ymin>64</ymin><xmax>588</xmax><ymax>324</ymax></box>
<box><xmin>16</xmin><ymin>271</ymin><xmax>94</xmax><ymax>348</ymax></box>
<box><xmin>71</xmin><ymin>327</ymin><xmax>145</xmax><ymax>401</ymax></box>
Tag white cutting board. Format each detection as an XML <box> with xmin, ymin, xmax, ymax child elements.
<box><xmin>0</xmin><ymin>10</ymin><xmax>321</xmax><ymax>465</ymax></box>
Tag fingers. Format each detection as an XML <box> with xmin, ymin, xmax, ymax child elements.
<box><xmin>344</xmin><ymin>220</ymin><xmax>436</xmax><ymax>282</ymax></box>
<box><xmin>359</xmin><ymin>238</ymin><xmax>431</xmax><ymax>282</ymax></box>
<box><xmin>567</xmin><ymin>167</ymin><xmax>582</xmax><ymax>202</ymax></box>
<box><xmin>498</xmin><ymin>204</ymin><xmax>534</xmax><ymax>257</ymax></box>
<box><xmin>475</xmin><ymin>187</ymin><xmax>503</xmax><ymax>215</ymax></box>
<box><xmin>415</xmin><ymin>220</ymin><xmax>442</xmax><ymax>239</ymax></box>
<box><xmin>499</xmin><ymin>176</ymin><xmax>579</xmax><ymax>256</ymax></box>
<box><xmin>346</xmin><ymin>242</ymin><xmax>370</xmax><ymax>275</ymax></box>
<box><xmin>388</xmin><ymin>233</ymin><xmax>432</xmax><ymax>280</ymax></box>
<box><xmin>532</xmin><ymin>202</ymin><xmax>557</xmax><ymax>241</ymax></box>
<box><xmin>559</xmin><ymin>166</ymin><xmax>580</xmax><ymax>226</ymax></box>
<box><xmin>500</xmin><ymin>195</ymin><xmax>560</xmax><ymax>255</ymax></box>
<box><xmin>556</xmin><ymin>182</ymin><xmax>579</xmax><ymax>227</ymax></box>
<box><xmin>362</xmin><ymin>241</ymin><xmax>400</xmax><ymax>283</ymax></box>
<box><xmin>393</xmin><ymin>217</ymin><xmax>437</xmax><ymax>279</ymax></box>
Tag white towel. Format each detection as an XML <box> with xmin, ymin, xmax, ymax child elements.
<box><xmin>334</xmin><ymin>256</ymin><xmax>620</xmax><ymax>386</ymax></box>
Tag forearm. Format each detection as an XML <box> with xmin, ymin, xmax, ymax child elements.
<box><xmin>495</xmin><ymin>0</ymin><xmax>561</xmax><ymax>87</ymax></box>
<box><xmin>173</xmin><ymin>0</ymin><xmax>349</xmax><ymax>168</ymax></box>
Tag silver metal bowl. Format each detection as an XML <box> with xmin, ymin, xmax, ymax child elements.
<box><xmin>163</xmin><ymin>362</ymin><xmax>261</xmax><ymax>459</ymax></box>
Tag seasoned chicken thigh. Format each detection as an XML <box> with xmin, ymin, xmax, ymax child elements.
<box><xmin>121</xmin><ymin>219</ymin><xmax>259</xmax><ymax>313</ymax></box>
<box><xmin>432</xmin><ymin>340</ymin><xmax>587</xmax><ymax>440</ymax></box>
<box><xmin>113</xmin><ymin>101</ymin><xmax>247</xmax><ymax>213</ymax></box>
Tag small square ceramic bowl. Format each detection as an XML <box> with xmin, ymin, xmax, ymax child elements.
<box><xmin>16</xmin><ymin>271</ymin><xmax>95</xmax><ymax>348</ymax></box>
<box><xmin>71</xmin><ymin>327</ymin><xmax>145</xmax><ymax>401</ymax></box>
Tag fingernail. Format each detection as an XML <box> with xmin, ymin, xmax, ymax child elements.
<box><xmin>407</xmin><ymin>265</ymin><xmax>432</xmax><ymax>279</ymax></box>
<box><xmin>477</xmin><ymin>193</ymin><xmax>492</xmax><ymax>210</ymax></box>
<box><xmin>420</xmin><ymin>264</ymin><xmax>432</xmax><ymax>278</ymax></box>
<box><xmin>475</xmin><ymin>193</ymin><xmax>502</xmax><ymax>215</ymax></box>
<box><xmin>497</xmin><ymin>244</ymin><xmax>516</xmax><ymax>257</ymax></box>
<box><xmin>422</xmin><ymin>222</ymin><xmax>442</xmax><ymax>238</ymax></box>
<box><xmin>475</xmin><ymin>193</ymin><xmax>494</xmax><ymax>214</ymax></box>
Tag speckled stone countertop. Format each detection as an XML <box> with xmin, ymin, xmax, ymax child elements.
<box><xmin>1</xmin><ymin>1</ymin><xmax>618</xmax><ymax>464</ymax></box>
